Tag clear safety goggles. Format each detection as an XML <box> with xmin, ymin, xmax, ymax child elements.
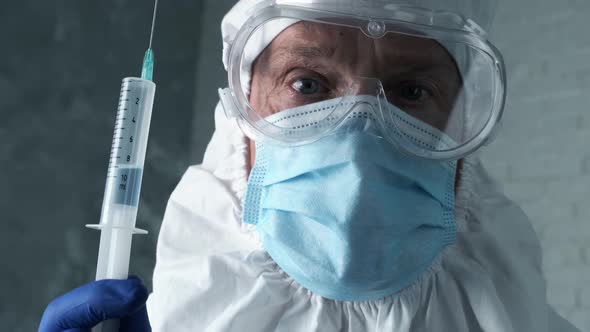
<box><xmin>219</xmin><ymin>1</ymin><xmax>506</xmax><ymax>160</ymax></box>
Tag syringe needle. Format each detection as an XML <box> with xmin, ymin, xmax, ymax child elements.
<box><xmin>148</xmin><ymin>0</ymin><xmax>159</xmax><ymax>50</ymax></box>
<box><xmin>142</xmin><ymin>0</ymin><xmax>159</xmax><ymax>81</ymax></box>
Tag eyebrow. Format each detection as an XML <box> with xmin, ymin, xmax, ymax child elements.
<box><xmin>274</xmin><ymin>46</ymin><xmax>335</xmax><ymax>60</ymax></box>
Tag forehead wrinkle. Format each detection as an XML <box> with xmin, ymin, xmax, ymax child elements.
<box><xmin>273</xmin><ymin>45</ymin><xmax>336</xmax><ymax>62</ymax></box>
<box><xmin>266</xmin><ymin>22</ymin><xmax>339</xmax><ymax>63</ymax></box>
<box><xmin>268</xmin><ymin>37</ymin><xmax>452</xmax><ymax>69</ymax></box>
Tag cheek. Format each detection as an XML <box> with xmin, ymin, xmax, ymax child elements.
<box><xmin>249</xmin><ymin>74</ymin><xmax>276</xmax><ymax>117</ymax></box>
<box><xmin>250</xmin><ymin>60</ymin><xmax>289</xmax><ymax>117</ymax></box>
<box><xmin>249</xmin><ymin>72</ymin><xmax>262</xmax><ymax>110</ymax></box>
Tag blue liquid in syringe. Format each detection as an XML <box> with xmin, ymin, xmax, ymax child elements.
<box><xmin>107</xmin><ymin>166</ymin><xmax>143</xmax><ymax>207</ymax></box>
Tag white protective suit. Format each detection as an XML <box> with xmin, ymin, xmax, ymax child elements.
<box><xmin>146</xmin><ymin>1</ymin><xmax>581</xmax><ymax>331</ymax></box>
<box><xmin>146</xmin><ymin>103</ymin><xmax>580</xmax><ymax>331</ymax></box>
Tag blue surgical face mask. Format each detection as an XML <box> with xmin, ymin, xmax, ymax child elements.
<box><xmin>243</xmin><ymin>99</ymin><xmax>457</xmax><ymax>302</ymax></box>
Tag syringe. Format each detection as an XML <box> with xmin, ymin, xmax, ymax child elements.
<box><xmin>86</xmin><ymin>1</ymin><xmax>159</xmax><ymax>331</ymax></box>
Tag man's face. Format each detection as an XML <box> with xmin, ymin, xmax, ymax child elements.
<box><xmin>250</xmin><ymin>21</ymin><xmax>461</xmax><ymax>118</ymax></box>
<box><xmin>247</xmin><ymin>21</ymin><xmax>462</xmax><ymax>167</ymax></box>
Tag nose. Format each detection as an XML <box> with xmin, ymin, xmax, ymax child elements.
<box><xmin>349</xmin><ymin>78</ymin><xmax>384</xmax><ymax>97</ymax></box>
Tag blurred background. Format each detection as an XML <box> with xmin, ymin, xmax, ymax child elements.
<box><xmin>0</xmin><ymin>0</ymin><xmax>588</xmax><ymax>331</ymax></box>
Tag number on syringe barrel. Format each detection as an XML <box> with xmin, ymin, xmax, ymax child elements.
<box><xmin>128</xmin><ymin>96</ymin><xmax>139</xmax><ymax>156</ymax></box>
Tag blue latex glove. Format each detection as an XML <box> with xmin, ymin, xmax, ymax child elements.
<box><xmin>39</xmin><ymin>276</ymin><xmax>151</xmax><ymax>332</ymax></box>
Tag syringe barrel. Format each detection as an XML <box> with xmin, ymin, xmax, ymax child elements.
<box><xmin>94</xmin><ymin>77</ymin><xmax>155</xmax><ymax>282</ymax></box>
<box><xmin>99</xmin><ymin>78</ymin><xmax>156</xmax><ymax>227</ymax></box>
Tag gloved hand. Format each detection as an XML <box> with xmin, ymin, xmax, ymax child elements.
<box><xmin>39</xmin><ymin>276</ymin><xmax>151</xmax><ymax>332</ymax></box>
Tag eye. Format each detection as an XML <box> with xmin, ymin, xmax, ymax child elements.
<box><xmin>292</xmin><ymin>78</ymin><xmax>322</xmax><ymax>95</ymax></box>
<box><xmin>399</xmin><ymin>84</ymin><xmax>431</xmax><ymax>102</ymax></box>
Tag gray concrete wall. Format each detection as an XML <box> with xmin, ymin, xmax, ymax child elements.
<box><xmin>482</xmin><ymin>0</ymin><xmax>590</xmax><ymax>330</ymax></box>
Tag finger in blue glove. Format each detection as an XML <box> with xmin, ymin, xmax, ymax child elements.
<box><xmin>38</xmin><ymin>276</ymin><xmax>150</xmax><ymax>332</ymax></box>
